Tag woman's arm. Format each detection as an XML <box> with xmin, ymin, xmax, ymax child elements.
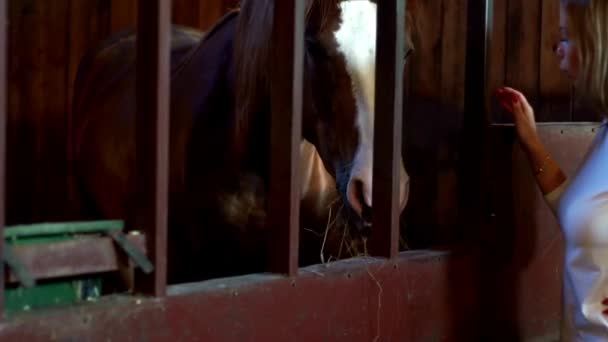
<box><xmin>522</xmin><ymin>135</ymin><xmax>567</xmax><ymax>195</ymax></box>
<box><xmin>496</xmin><ymin>87</ymin><xmax>568</xmax><ymax>196</ymax></box>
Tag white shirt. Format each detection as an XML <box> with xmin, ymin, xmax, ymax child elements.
<box><xmin>545</xmin><ymin>119</ymin><xmax>608</xmax><ymax>341</ymax></box>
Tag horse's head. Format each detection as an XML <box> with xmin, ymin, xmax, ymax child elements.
<box><xmin>235</xmin><ymin>0</ymin><xmax>413</xmax><ymax>233</ymax></box>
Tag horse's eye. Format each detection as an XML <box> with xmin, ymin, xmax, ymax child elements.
<box><xmin>306</xmin><ymin>36</ymin><xmax>327</xmax><ymax>60</ymax></box>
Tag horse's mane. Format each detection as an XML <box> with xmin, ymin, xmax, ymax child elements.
<box><xmin>232</xmin><ymin>0</ymin><xmax>342</xmax><ymax>161</ymax></box>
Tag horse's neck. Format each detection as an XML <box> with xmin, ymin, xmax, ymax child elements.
<box><xmin>163</xmin><ymin>12</ymin><xmax>238</xmax><ymax>194</ymax></box>
<box><xmin>169</xmin><ymin>11</ymin><xmax>271</xmax><ymax>188</ymax></box>
<box><xmin>170</xmin><ymin>12</ymin><xmax>238</xmax><ymax>116</ymax></box>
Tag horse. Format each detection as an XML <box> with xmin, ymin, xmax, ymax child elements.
<box><xmin>71</xmin><ymin>0</ymin><xmax>413</xmax><ymax>283</ymax></box>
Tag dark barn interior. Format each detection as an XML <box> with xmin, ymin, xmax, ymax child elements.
<box><xmin>0</xmin><ymin>0</ymin><xmax>600</xmax><ymax>340</ymax></box>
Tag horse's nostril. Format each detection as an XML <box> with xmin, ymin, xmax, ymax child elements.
<box><xmin>353</xmin><ymin>179</ymin><xmax>372</xmax><ymax>223</ymax></box>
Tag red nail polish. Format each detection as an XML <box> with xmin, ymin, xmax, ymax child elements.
<box><xmin>603</xmin><ymin>309</ymin><xmax>608</xmax><ymax>315</ymax></box>
<box><xmin>603</xmin><ymin>298</ymin><xmax>608</xmax><ymax>305</ymax></box>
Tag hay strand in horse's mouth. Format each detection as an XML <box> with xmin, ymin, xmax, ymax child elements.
<box><xmin>314</xmin><ymin>198</ymin><xmax>410</xmax><ymax>264</ymax></box>
<box><xmin>317</xmin><ymin>199</ymin><xmax>368</xmax><ymax>262</ymax></box>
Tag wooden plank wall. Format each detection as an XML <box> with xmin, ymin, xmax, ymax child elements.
<box><xmin>5</xmin><ymin>0</ymin><xmax>594</xmax><ymax>247</ymax></box>
<box><xmin>487</xmin><ymin>0</ymin><xmax>568</xmax><ymax>123</ymax></box>
<box><xmin>401</xmin><ymin>0</ymin><xmax>594</xmax><ymax>248</ymax></box>
<box><xmin>402</xmin><ymin>0</ymin><xmax>469</xmax><ymax>247</ymax></box>
<box><xmin>6</xmin><ymin>0</ymin><xmax>236</xmax><ymax>225</ymax></box>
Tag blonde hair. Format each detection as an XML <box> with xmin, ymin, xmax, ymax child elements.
<box><xmin>561</xmin><ymin>0</ymin><xmax>608</xmax><ymax>113</ymax></box>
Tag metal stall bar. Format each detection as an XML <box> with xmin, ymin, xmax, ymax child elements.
<box><xmin>0</xmin><ymin>0</ymin><xmax>6</xmax><ymax>315</ymax></box>
<box><xmin>459</xmin><ymin>0</ymin><xmax>487</xmax><ymax>240</ymax></box>
<box><xmin>371</xmin><ymin>0</ymin><xmax>406</xmax><ymax>258</ymax></box>
<box><xmin>267</xmin><ymin>0</ymin><xmax>305</xmax><ymax>275</ymax></box>
<box><xmin>134</xmin><ymin>0</ymin><xmax>171</xmax><ymax>296</ymax></box>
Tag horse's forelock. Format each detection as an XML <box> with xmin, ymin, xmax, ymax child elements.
<box><xmin>305</xmin><ymin>0</ymin><xmax>342</xmax><ymax>35</ymax></box>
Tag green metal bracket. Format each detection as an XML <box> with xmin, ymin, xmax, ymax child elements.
<box><xmin>3</xmin><ymin>245</ymin><xmax>36</xmax><ymax>288</ymax></box>
<box><xmin>2</xmin><ymin>220</ymin><xmax>154</xmax><ymax>285</ymax></box>
<box><xmin>109</xmin><ymin>231</ymin><xmax>154</xmax><ymax>274</ymax></box>
<box><xmin>4</xmin><ymin>220</ymin><xmax>124</xmax><ymax>240</ymax></box>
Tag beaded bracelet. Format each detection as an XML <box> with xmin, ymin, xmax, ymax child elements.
<box><xmin>534</xmin><ymin>154</ymin><xmax>551</xmax><ymax>176</ymax></box>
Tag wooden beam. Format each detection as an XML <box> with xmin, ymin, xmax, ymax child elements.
<box><xmin>268</xmin><ymin>0</ymin><xmax>305</xmax><ymax>275</ymax></box>
<box><xmin>134</xmin><ymin>0</ymin><xmax>171</xmax><ymax>296</ymax></box>
<box><xmin>371</xmin><ymin>0</ymin><xmax>406</xmax><ymax>258</ymax></box>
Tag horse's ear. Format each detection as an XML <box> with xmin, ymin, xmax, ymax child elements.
<box><xmin>405</xmin><ymin>0</ymin><xmax>419</xmax><ymax>51</ymax></box>
<box><xmin>305</xmin><ymin>0</ymin><xmax>341</xmax><ymax>36</ymax></box>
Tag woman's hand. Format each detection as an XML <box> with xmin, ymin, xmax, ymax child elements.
<box><xmin>495</xmin><ymin>87</ymin><xmax>541</xmax><ymax>151</ymax></box>
<box><xmin>495</xmin><ymin>86</ymin><xmax>567</xmax><ymax>194</ymax></box>
<box><xmin>602</xmin><ymin>298</ymin><xmax>608</xmax><ymax>316</ymax></box>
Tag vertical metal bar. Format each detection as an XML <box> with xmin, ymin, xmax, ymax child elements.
<box><xmin>134</xmin><ymin>0</ymin><xmax>171</xmax><ymax>296</ymax></box>
<box><xmin>0</xmin><ymin>0</ymin><xmax>6</xmax><ymax>315</ymax></box>
<box><xmin>460</xmin><ymin>0</ymin><xmax>487</xmax><ymax>240</ymax></box>
<box><xmin>268</xmin><ymin>0</ymin><xmax>305</xmax><ymax>275</ymax></box>
<box><xmin>371</xmin><ymin>0</ymin><xmax>406</xmax><ymax>258</ymax></box>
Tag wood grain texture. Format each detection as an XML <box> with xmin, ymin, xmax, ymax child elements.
<box><xmin>441</xmin><ymin>0</ymin><xmax>467</xmax><ymax>113</ymax></box>
<box><xmin>66</xmin><ymin>0</ymin><xmax>112</xmax><ymax>212</ymax></box>
<box><xmin>437</xmin><ymin>0</ymin><xmax>467</xmax><ymax>241</ymax></box>
<box><xmin>6</xmin><ymin>0</ymin><xmax>235</xmax><ymax>227</ymax></box>
<box><xmin>401</xmin><ymin>0</ymin><xmax>443</xmax><ymax>248</ymax></box>
<box><xmin>409</xmin><ymin>0</ymin><xmax>443</xmax><ymax>100</ymax></box>
<box><xmin>539</xmin><ymin>0</ymin><xmax>571</xmax><ymax>121</ymax></box>
<box><xmin>505</xmin><ymin>0</ymin><xmax>541</xmax><ymax>117</ymax></box>
<box><xmin>4</xmin><ymin>0</ymin><xmax>587</xmax><ymax>252</ymax></box>
<box><xmin>402</xmin><ymin>0</ymin><xmax>469</xmax><ymax>247</ymax></box>
<box><xmin>486</xmin><ymin>0</ymin><xmax>508</xmax><ymax>120</ymax></box>
<box><xmin>110</xmin><ymin>0</ymin><xmax>136</xmax><ymax>33</ymax></box>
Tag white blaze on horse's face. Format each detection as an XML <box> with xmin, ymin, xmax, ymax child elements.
<box><xmin>333</xmin><ymin>0</ymin><xmax>410</xmax><ymax>221</ymax></box>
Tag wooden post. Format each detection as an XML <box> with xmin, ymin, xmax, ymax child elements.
<box><xmin>134</xmin><ymin>0</ymin><xmax>171</xmax><ymax>296</ymax></box>
<box><xmin>371</xmin><ymin>0</ymin><xmax>406</xmax><ymax>258</ymax></box>
<box><xmin>0</xmin><ymin>0</ymin><xmax>6</xmax><ymax>316</ymax></box>
<box><xmin>268</xmin><ymin>0</ymin><xmax>305</xmax><ymax>275</ymax></box>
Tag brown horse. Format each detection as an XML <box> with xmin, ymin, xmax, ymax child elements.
<box><xmin>71</xmin><ymin>0</ymin><xmax>412</xmax><ymax>283</ymax></box>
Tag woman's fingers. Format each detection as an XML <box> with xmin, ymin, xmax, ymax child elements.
<box><xmin>502</xmin><ymin>86</ymin><xmax>524</xmax><ymax>99</ymax></box>
<box><xmin>495</xmin><ymin>88</ymin><xmax>511</xmax><ymax>104</ymax></box>
<box><xmin>498</xmin><ymin>87</ymin><xmax>528</xmax><ymax>106</ymax></box>
<box><xmin>496</xmin><ymin>88</ymin><xmax>521</xmax><ymax>106</ymax></box>
<box><xmin>499</xmin><ymin>100</ymin><xmax>513</xmax><ymax>112</ymax></box>
<box><xmin>496</xmin><ymin>87</ymin><xmax>532</xmax><ymax>122</ymax></box>
<box><xmin>496</xmin><ymin>89</ymin><xmax>515</xmax><ymax>112</ymax></box>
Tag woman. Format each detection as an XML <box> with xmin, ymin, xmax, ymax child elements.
<box><xmin>495</xmin><ymin>0</ymin><xmax>608</xmax><ymax>339</ymax></box>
